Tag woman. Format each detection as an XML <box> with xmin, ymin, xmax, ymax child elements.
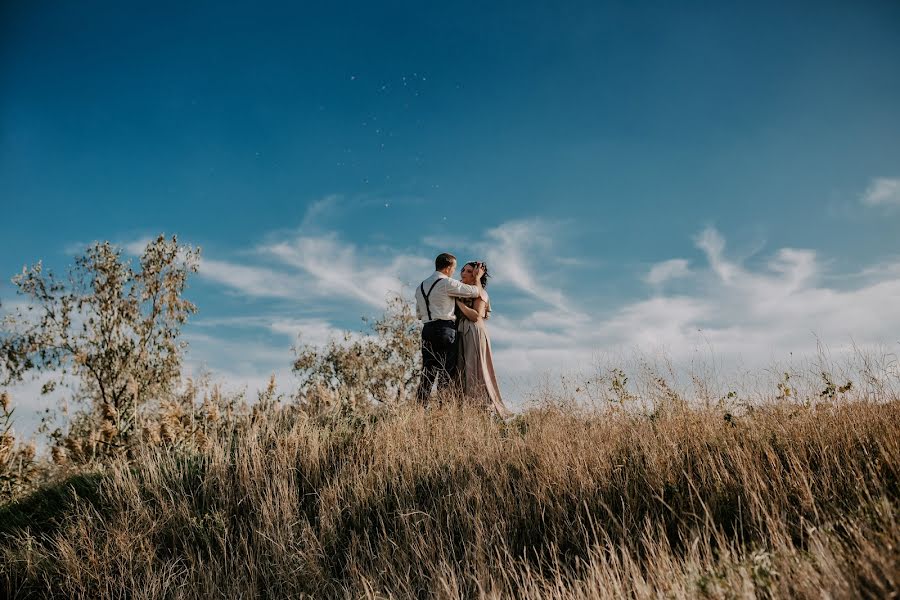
<box><xmin>455</xmin><ymin>261</ymin><xmax>512</xmax><ymax>418</ymax></box>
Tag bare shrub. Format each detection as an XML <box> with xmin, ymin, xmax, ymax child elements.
<box><xmin>292</xmin><ymin>294</ymin><xmax>420</xmax><ymax>411</ymax></box>
<box><xmin>0</xmin><ymin>235</ymin><xmax>199</xmax><ymax>462</ymax></box>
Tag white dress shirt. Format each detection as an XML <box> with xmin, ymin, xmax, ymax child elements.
<box><xmin>415</xmin><ymin>271</ymin><xmax>483</xmax><ymax>322</ymax></box>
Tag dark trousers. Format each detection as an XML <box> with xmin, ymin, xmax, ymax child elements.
<box><xmin>416</xmin><ymin>320</ymin><xmax>458</xmax><ymax>404</ymax></box>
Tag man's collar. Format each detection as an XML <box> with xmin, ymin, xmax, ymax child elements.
<box><xmin>434</xmin><ymin>271</ymin><xmax>449</xmax><ymax>279</ymax></box>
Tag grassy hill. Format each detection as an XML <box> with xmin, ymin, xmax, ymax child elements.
<box><xmin>1</xmin><ymin>398</ymin><xmax>897</xmax><ymax>599</ymax></box>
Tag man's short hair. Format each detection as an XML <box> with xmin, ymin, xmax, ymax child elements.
<box><xmin>435</xmin><ymin>253</ymin><xmax>457</xmax><ymax>270</ymax></box>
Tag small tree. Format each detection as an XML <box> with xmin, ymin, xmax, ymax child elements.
<box><xmin>0</xmin><ymin>235</ymin><xmax>200</xmax><ymax>459</ymax></box>
<box><xmin>292</xmin><ymin>295</ymin><xmax>420</xmax><ymax>410</ymax></box>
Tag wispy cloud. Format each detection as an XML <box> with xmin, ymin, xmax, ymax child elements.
<box><xmin>0</xmin><ymin>376</ymin><xmax>70</xmax><ymax>442</ymax></box>
<box><xmin>0</xmin><ymin>299</ymin><xmax>30</xmax><ymax>318</ymax></box>
<box><xmin>860</xmin><ymin>177</ymin><xmax>900</xmax><ymax>209</ymax></box>
<box><xmin>201</xmin><ymin>235</ymin><xmax>425</xmax><ymax>308</ymax></box>
<box><xmin>192</xmin><ymin>315</ymin><xmax>351</xmax><ymax>347</ymax></box>
<box><xmin>426</xmin><ymin>218</ymin><xmax>576</xmax><ymax>312</ymax></box>
<box><xmin>180</xmin><ymin>332</ymin><xmax>297</xmax><ymax>398</ymax></box>
<box><xmin>258</xmin><ymin>233</ymin><xmax>428</xmax><ymax>308</ymax></box>
<box><xmin>47</xmin><ymin>215</ymin><xmax>900</xmax><ymax>423</ymax></box>
<box><xmin>198</xmin><ymin>259</ymin><xmax>302</xmax><ymax>299</ymax></box>
<box><xmin>644</xmin><ymin>259</ymin><xmax>691</xmax><ymax>285</ymax></box>
<box><xmin>483</xmin><ymin>219</ymin><xmax>570</xmax><ymax>311</ymax></box>
<box><xmin>694</xmin><ymin>227</ymin><xmax>738</xmax><ymax>283</ymax></box>
<box><xmin>300</xmin><ymin>194</ymin><xmax>342</xmax><ymax>229</ymax></box>
<box><xmin>487</xmin><ymin>226</ymin><xmax>900</xmax><ymax>378</ymax></box>
<box><xmin>123</xmin><ymin>237</ymin><xmax>155</xmax><ymax>256</ymax></box>
<box><xmin>180</xmin><ymin>215</ymin><xmax>591</xmax><ymax>390</ymax></box>
<box><xmin>199</xmin><ymin>215</ymin><xmax>575</xmax><ymax>314</ymax></box>
<box><xmin>186</xmin><ymin>197</ymin><xmax>430</xmax><ymax>309</ymax></box>
<box><xmin>195</xmin><ymin>218</ymin><xmax>900</xmax><ymax>385</ymax></box>
<box><xmin>268</xmin><ymin>317</ymin><xmax>358</xmax><ymax>346</ymax></box>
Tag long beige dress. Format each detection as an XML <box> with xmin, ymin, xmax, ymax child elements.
<box><xmin>457</xmin><ymin>295</ymin><xmax>512</xmax><ymax>417</ymax></box>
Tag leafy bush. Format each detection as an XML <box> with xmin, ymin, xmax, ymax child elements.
<box><xmin>1</xmin><ymin>235</ymin><xmax>199</xmax><ymax>463</ymax></box>
<box><xmin>292</xmin><ymin>294</ymin><xmax>421</xmax><ymax>410</ymax></box>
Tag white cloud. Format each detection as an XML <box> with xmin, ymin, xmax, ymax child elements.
<box><xmin>487</xmin><ymin>226</ymin><xmax>900</xmax><ymax>385</ymax></box>
<box><xmin>555</xmin><ymin>256</ymin><xmax>588</xmax><ymax>267</ymax></box>
<box><xmin>187</xmin><ymin>197</ymin><xmax>430</xmax><ymax>308</ymax></box>
<box><xmin>268</xmin><ymin>318</ymin><xmax>355</xmax><ymax>346</ymax></box>
<box><xmin>301</xmin><ymin>194</ymin><xmax>342</xmax><ymax>229</ymax></box>
<box><xmin>694</xmin><ymin>227</ymin><xmax>738</xmax><ymax>283</ymax></box>
<box><xmin>179</xmin><ymin>216</ymin><xmax>591</xmax><ymax>407</ymax></box>
<box><xmin>193</xmin><ymin>235</ymin><xmax>428</xmax><ymax>308</ymax></box>
<box><xmin>124</xmin><ymin>237</ymin><xmax>154</xmax><ymax>256</ymax></box>
<box><xmin>62</xmin><ymin>241</ymin><xmax>89</xmax><ymax>255</ymax></box>
<box><xmin>259</xmin><ymin>233</ymin><xmax>428</xmax><ymax>308</ymax></box>
<box><xmin>198</xmin><ymin>259</ymin><xmax>302</xmax><ymax>299</ymax></box>
<box><xmin>192</xmin><ymin>315</ymin><xmax>351</xmax><ymax>347</ymax></box>
<box><xmin>644</xmin><ymin>259</ymin><xmax>691</xmax><ymax>285</ymax></box>
<box><xmin>183</xmin><ymin>332</ymin><xmax>289</xmax><ymax>367</ymax></box>
<box><xmin>1</xmin><ymin>374</ymin><xmax>81</xmax><ymax>446</ymax></box>
<box><xmin>860</xmin><ymin>177</ymin><xmax>900</xmax><ymax>208</ymax></box>
<box><xmin>25</xmin><ymin>213</ymin><xmax>900</xmax><ymax>430</ymax></box>
<box><xmin>190</xmin><ymin>219</ymin><xmax>900</xmax><ymax>404</ymax></box>
<box><xmin>0</xmin><ymin>299</ymin><xmax>29</xmax><ymax>318</ymax></box>
<box><xmin>482</xmin><ymin>219</ymin><xmax>570</xmax><ymax>311</ymax></box>
<box><xmin>427</xmin><ymin>218</ymin><xmax>579</xmax><ymax>313</ymax></box>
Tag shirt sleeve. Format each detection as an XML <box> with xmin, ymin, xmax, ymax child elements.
<box><xmin>444</xmin><ymin>277</ymin><xmax>481</xmax><ymax>299</ymax></box>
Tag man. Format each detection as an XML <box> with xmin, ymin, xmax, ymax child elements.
<box><xmin>415</xmin><ymin>253</ymin><xmax>486</xmax><ymax>404</ymax></box>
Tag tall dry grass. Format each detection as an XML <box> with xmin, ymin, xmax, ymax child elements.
<box><xmin>1</xmin><ymin>391</ymin><xmax>897</xmax><ymax>599</ymax></box>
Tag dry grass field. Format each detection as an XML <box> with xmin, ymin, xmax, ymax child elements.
<box><xmin>1</xmin><ymin>391</ymin><xmax>897</xmax><ymax>599</ymax></box>
<box><xmin>0</xmin><ymin>240</ymin><xmax>897</xmax><ymax>597</ymax></box>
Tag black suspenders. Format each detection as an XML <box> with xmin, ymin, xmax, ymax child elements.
<box><xmin>420</xmin><ymin>278</ymin><xmax>443</xmax><ymax>321</ymax></box>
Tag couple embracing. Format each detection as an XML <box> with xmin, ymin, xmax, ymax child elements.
<box><xmin>414</xmin><ymin>253</ymin><xmax>511</xmax><ymax>417</ymax></box>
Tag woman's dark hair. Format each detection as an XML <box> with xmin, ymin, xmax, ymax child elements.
<box><xmin>465</xmin><ymin>261</ymin><xmax>490</xmax><ymax>287</ymax></box>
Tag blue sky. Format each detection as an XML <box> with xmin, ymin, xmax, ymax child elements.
<box><xmin>2</xmin><ymin>1</ymin><xmax>900</xmax><ymax>426</ymax></box>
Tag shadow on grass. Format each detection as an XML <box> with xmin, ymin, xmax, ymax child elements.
<box><xmin>0</xmin><ymin>472</ymin><xmax>105</xmax><ymax>539</ymax></box>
